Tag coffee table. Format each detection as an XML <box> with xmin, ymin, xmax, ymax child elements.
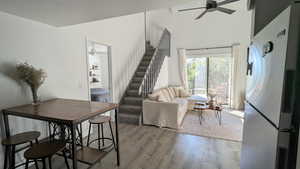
<box><xmin>193</xmin><ymin>102</ymin><xmax>223</xmax><ymax>125</ymax></box>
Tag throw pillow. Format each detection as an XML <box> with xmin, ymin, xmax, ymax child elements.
<box><xmin>148</xmin><ymin>91</ymin><xmax>161</xmax><ymax>101</ymax></box>
<box><xmin>158</xmin><ymin>89</ymin><xmax>172</xmax><ymax>102</ymax></box>
<box><xmin>166</xmin><ymin>87</ymin><xmax>176</xmax><ymax>99</ymax></box>
<box><xmin>173</xmin><ymin>86</ymin><xmax>182</xmax><ymax>97</ymax></box>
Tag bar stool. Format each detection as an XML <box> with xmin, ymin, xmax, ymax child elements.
<box><xmin>1</xmin><ymin>131</ymin><xmax>40</xmax><ymax>169</ymax></box>
<box><xmin>87</xmin><ymin>116</ymin><xmax>116</xmax><ymax>150</ymax></box>
<box><xmin>24</xmin><ymin>140</ymin><xmax>70</xmax><ymax>169</ymax></box>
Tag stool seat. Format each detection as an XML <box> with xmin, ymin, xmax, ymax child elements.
<box><xmin>195</xmin><ymin>102</ymin><xmax>207</xmax><ymax>106</ymax></box>
<box><xmin>24</xmin><ymin>140</ymin><xmax>66</xmax><ymax>159</ymax></box>
<box><xmin>194</xmin><ymin>105</ymin><xmax>209</xmax><ymax>110</ymax></box>
<box><xmin>2</xmin><ymin>131</ymin><xmax>40</xmax><ymax>146</ymax></box>
<box><xmin>90</xmin><ymin>116</ymin><xmax>111</xmax><ymax>124</ymax></box>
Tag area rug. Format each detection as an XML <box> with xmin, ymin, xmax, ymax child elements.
<box><xmin>176</xmin><ymin>109</ymin><xmax>244</xmax><ymax>142</ymax></box>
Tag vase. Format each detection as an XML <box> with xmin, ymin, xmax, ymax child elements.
<box><xmin>30</xmin><ymin>87</ymin><xmax>39</xmax><ymax>105</ymax></box>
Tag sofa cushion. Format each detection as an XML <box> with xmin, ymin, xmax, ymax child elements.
<box><xmin>167</xmin><ymin>87</ymin><xmax>176</xmax><ymax>98</ymax></box>
<box><xmin>158</xmin><ymin>89</ymin><xmax>173</xmax><ymax>102</ymax></box>
<box><xmin>148</xmin><ymin>86</ymin><xmax>190</xmax><ymax>102</ymax></box>
<box><xmin>171</xmin><ymin>86</ymin><xmax>190</xmax><ymax>97</ymax></box>
<box><xmin>179</xmin><ymin>88</ymin><xmax>191</xmax><ymax>97</ymax></box>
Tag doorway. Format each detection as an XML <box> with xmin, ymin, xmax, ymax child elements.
<box><xmin>86</xmin><ymin>40</ymin><xmax>113</xmax><ymax>103</ymax></box>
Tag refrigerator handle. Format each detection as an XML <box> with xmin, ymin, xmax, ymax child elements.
<box><xmin>282</xmin><ymin>70</ymin><xmax>295</xmax><ymax>113</ymax></box>
<box><xmin>277</xmin><ymin>147</ymin><xmax>288</xmax><ymax>169</ymax></box>
<box><xmin>246</xmin><ymin>47</ymin><xmax>253</xmax><ymax>75</ymax></box>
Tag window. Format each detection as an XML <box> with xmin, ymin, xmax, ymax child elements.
<box><xmin>187</xmin><ymin>53</ymin><xmax>232</xmax><ymax>105</ymax></box>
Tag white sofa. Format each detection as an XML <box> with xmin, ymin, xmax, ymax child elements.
<box><xmin>143</xmin><ymin>87</ymin><xmax>190</xmax><ymax>129</ymax></box>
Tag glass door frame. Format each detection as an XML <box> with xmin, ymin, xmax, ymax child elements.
<box><xmin>85</xmin><ymin>39</ymin><xmax>113</xmax><ymax>102</ymax></box>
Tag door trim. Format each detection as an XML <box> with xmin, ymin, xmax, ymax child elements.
<box><xmin>85</xmin><ymin>38</ymin><xmax>113</xmax><ymax>102</ymax></box>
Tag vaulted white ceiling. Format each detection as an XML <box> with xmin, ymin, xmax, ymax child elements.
<box><xmin>0</xmin><ymin>0</ymin><xmax>194</xmax><ymax>27</ymax></box>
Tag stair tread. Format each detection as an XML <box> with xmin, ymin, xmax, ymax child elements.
<box><xmin>124</xmin><ymin>96</ymin><xmax>143</xmax><ymax>100</ymax></box>
<box><xmin>123</xmin><ymin>96</ymin><xmax>143</xmax><ymax>105</ymax></box>
<box><xmin>120</xmin><ymin>104</ymin><xmax>142</xmax><ymax>108</ymax></box>
<box><xmin>127</xmin><ymin>89</ymin><xmax>139</xmax><ymax>92</ymax></box>
<box><xmin>119</xmin><ymin>113</ymin><xmax>140</xmax><ymax>124</ymax></box>
<box><xmin>119</xmin><ymin>104</ymin><xmax>142</xmax><ymax>115</ymax></box>
<box><xmin>119</xmin><ymin>113</ymin><xmax>140</xmax><ymax>118</ymax></box>
<box><xmin>126</xmin><ymin>89</ymin><xmax>140</xmax><ymax>97</ymax></box>
<box><xmin>130</xmin><ymin>83</ymin><xmax>140</xmax><ymax>89</ymax></box>
<box><xmin>132</xmin><ymin>78</ymin><xmax>143</xmax><ymax>82</ymax></box>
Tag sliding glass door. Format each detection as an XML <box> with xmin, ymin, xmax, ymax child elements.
<box><xmin>187</xmin><ymin>53</ymin><xmax>232</xmax><ymax>105</ymax></box>
<box><xmin>187</xmin><ymin>57</ymin><xmax>207</xmax><ymax>97</ymax></box>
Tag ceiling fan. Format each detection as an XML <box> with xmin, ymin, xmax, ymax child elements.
<box><xmin>178</xmin><ymin>0</ymin><xmax>240</xmax><ymax>20</ymax></box>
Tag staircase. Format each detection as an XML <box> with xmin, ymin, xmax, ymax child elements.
<box><xmin>119</xmin><ymin>29</ymin><xmax>171</xmax><ymax>124</ymax></box>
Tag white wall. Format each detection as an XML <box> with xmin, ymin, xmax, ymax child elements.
<box><xmin>153</xmin><ymin>57</ymin><xmax>169</xmax><ymax>90</ymax></box>
<box><xmin>147</xmin><ymin>0</ymin><xmax>252</xmax><ymax>86</ymax></box>
<box><xmin>0</xmin><ymin>11</ymin><xmax>145</xmax><ymax>167</ymax></box>
<box><xmin>61</xmin><ymin>14</ymin><xmax>145</xmax><ymax>103</ymax></box>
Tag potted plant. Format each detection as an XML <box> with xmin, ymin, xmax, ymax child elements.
<box><xmin>16</xmin><ymin>62</ymin><xmax>47</xmax><ymax>104</ymax></box>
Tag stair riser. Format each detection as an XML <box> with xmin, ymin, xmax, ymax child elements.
<box><xmin>130</xmin><ymin>84</ymin><xmax>140</xmax><ymax>89</ymax></box>
<box><xmin>127</xmin><ymin>91</ymin><xmax>139</xmax><ymax>97</ymax></box>
<box><xmin>123</xmin><ymin>99</ymin><xmax>143</xmax><ymax>105</ymax></box>
<box><xmin>143</xmin><ymin>56</ymin><xmax>152</xmax><ymax>61</ymax></box>
<box><xmin>132</xmin><ymin>78</ymin><xmax>143</xmax><ymax>83</ymax></box>
<box><xmin>138</xmin><ymin>67</ymin><xmax>147</xmax><ymax>71</ymax></box>
<box><xmin>119</xmin><ymin>114</ymin><xmax>140</xmax><ymax>125</ymax></box>
<box><xmin>140</xmin><ymin>62</ymin><xmax>150</xmax><ymax>66</ymax></box>
<box><xmin>119</xmin><ymin>107</ymin><xmax>142</xmax><ymax>115</ymax></box>
<box><xmin>136</xmin><ymin>72</ymin><xmax>145</xmax><ymax>77</ymax></box>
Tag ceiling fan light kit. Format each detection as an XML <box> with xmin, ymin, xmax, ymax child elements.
<box><xmin>178</xmin><ymin>0</ymin><xmax>240</xmax><ymax>20</ymax></box>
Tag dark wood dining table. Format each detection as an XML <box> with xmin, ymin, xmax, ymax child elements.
<box><xmin>2</xmin><ymin>98</ymin><xmax>120</xmax><ymax>169</ymax></box>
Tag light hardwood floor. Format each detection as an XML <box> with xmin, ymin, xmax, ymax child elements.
<box><xmin>37</xmin><ymin>123</ymin><xmax>241</xmax><ymax>169</ymax></box>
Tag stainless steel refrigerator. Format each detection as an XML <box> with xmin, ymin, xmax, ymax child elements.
<box><xmin>241</xmin><ymin>2</ymin><xmax>300</xmax><ymax>169</ymax></box>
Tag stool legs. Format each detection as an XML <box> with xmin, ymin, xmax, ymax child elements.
<box><xmin>42</xmin><ymin>159</ymin><xmax>46</xmax><ymax>169</ymax></box>
<box><xmin>97</xmin><ymin>124</ymin><xmax>101</xmax><ymax>150</ymax></box>
<box><xmin>4</xmin><ymin>146</ymin><xmax>11</xmax><ymax>169</ymax></box>
<box><xmin>4</xmin><ymin>146</ymin><xmax>9</xmax><ymax>169</ymax></box>
<box><xmin>63</xmin><ymin>150</ymin><xmax>70</xmax><ymax>169</ymax></box>
<box><xmin>25</xmin><ymin>159</ymin><xmax>29</xmax><ymax>169</ymax></box>
<box><xmin>87</xmin><ymin>120</ymin><xmax>116</xmax><ymax>150</ymax></box>
<box><xmin>30</xmin><ymin>141</ymin><xmax>39</xmax><ymax>169</ymax></box>
<box><xmin>101</xmin><ymin>123</ymin><xmax>104</xmax><ymax>146</ymax></box>
<box><xmin>48</xmin><ymin>157</ymin><xmax>52</xmax><ymax>169</ymax></box>
<box><xmin>9</xmin><ymin>145</ymin><xmax>15</xmax><ymax>169</ymax></box>
<box><xmin>109</xmin><ymin>121</ymin><xmax>116</xmax><ymax>150</ymax></box>
<box><xmin>76</xmin><ymin>124</ymin><xmax>83</xmax><ymax>147</ymax></box>
<box><xmin>87</xmin><ymin>123</ymin><xmax>91</xmax><ymax>147</ymax></box>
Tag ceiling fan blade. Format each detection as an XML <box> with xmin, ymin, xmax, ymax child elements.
<box><xmin>216</xmin><ymin>7</ymin><xmax>236</xmax><ymax>14</ymax></box>
<box><xmin>195</xmin><ymin>10</ymin><xmax>208</xmax><ymax>20</ymax></box>
<box><xmin>178</xmin><ymin>7</ymin><xmax>206</xmax><ymax>12</ymax></box>
<box><xmin>217</xmin><ymin>0</ymin><xmax>240</xmax><ymax>6</ymax></box>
